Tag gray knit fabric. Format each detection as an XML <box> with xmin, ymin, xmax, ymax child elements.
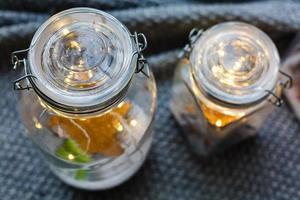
<box><xmin>1</xmin><ymin>1</ymin><xmax>300</xmax><ymax>200</ymax></box>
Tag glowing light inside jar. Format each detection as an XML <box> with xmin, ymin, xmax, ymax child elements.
<box><xmin>68</xmin><ymin>154</ymin><xmax>75</xmax><ymax>160</ymax></box>
<box><xmin>199</xmin><ymin>102</ymin><xmax>242</xmax><ymax>128</ymax></box>
<box><xmin>209</xmin><ymin>39</ymin><xmax>265</xmax><ymax>91</ymax></box>
<box><xmin>33</xmin><ymin>117</ymin><xmax>43</xmax><ymax>129</ymax></box>
<box><xmin>45</xmin><ymin>23</ymin><xmax>120</xmax><ymax>90</ymax></box>
<box><xmin>62</xmin><ymin>28</ymin><xmax>70</xmax><ymax>36</ymax></box>
<box><xmin>130</xmin><ymin>119</ymin><xmax>137</xmax><ymax>127</ymax></box>
<box><xmin>215</xmin><ymin>119</ymin><xmax>222</xmax><ymax>127</ymax></box>
<box><xmin>115</xmin><ymin>123</ymin><xmax>124</xmax><ymax>132</ymax></box>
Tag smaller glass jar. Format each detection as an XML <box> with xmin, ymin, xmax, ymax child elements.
<box><xmin>170</xmin><ymin>22</ymin><xmax>292</xmax><ymax>156</ymax></box>
<box><xmin>12</xmin><ymin>8</ymin><xmax>157</xmax><ymax>190</ymax></box>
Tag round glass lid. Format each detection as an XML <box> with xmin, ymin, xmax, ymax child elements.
<box><xmin>190</xmin><ymin>22</ymin><xmax>280</xmax><ymax>105</ymax></box>
<box><xmin>28</xmin><ymin>8</ymin><xmax>134</xmax><ymax>112</ymax></box>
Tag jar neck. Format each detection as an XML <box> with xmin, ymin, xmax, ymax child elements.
<box><xmin>193</xmin><ymin>73</ymin><xmax>273</xmax><ymax>108</ymax></box>
<box><xmin>32</xmin><ymin>75</ymin><xmax>133</xmax><ymax>118</ymax></box>
<box><xmin>184</xmin><ymin>58</ymin><xmax>271</xmax><ymax>111</ymax></box>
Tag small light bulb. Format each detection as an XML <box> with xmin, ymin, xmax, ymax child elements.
<box><xmin>216</xmin><ymin>119</ymin><xmax>222</xmax><ymax>127</ymax></box>
<box><xmin>69</xmin><ymin>41</ymin><xmax>81</xmax><ymax>50</ymax></box>
<box><xmin>217</xmin><ymin>49</ymin><xmax>225</xmax><ymax>57</ymax></box>
<box><xmin>117</xmin><ymin>102</ymin><xmax>125</xmax><ymax>108</ymax></box>
<box><xmin>62</xmin><ymin>28</ymin><xmax>70</xmax><ymax>36</ymax></box>
<box><xmin>33</xmin><ymin>117</ymin><xmax>43</xmax><ymax>129</ymax></box>
<box><xmin>115</xmin><ymin>122</ymin><xmax>123</xmax><ymax>132</ymax></box>
<box><xmin>35</xmin><ymin>122</ymin><xmax>42</xmax><ymax>129</ymax></box>
<box><xmin>87</xmin><ymin>70</ymin><xmax>94</xmax><ymax>78</ymax></box>
<box><xmin>68</xmin><ymin>154</ymin><xmax>75</xmax><ymax>160</ymax></box>
<box><xmin>78</xmin><ymin>59</ymin><xmax>84</xmax><ymax>66</ymax></box>
<box><xmin>130</xmin><ymin>119</ymin><xmax>137</xmax><ymax>127</ymax></box>
<box><xmin>64</xmin><ymin>77</ymin><xmax>72</xmax><ymax>84</ymax></box>
<box><xmin>233</xmin><ymin>61</ymin><xmax>242</xmax><ymax>71</ymax></box>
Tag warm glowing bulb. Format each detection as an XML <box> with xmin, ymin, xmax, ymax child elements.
<box><xmin>215</xmin><ymin>119</ymin><xmax>222</xmax><ymax>127</ymax></box>
<box><xmin>115</xmin><ymin>122</ymin><xmax>123</xmax><ymax>132</ymax></box>
<box><xmin>62</xmin><ymin>28</ymin><xmax>70</xmax><ymax>36</ymax></box>
<box><xmin>117</xmin><ymin>102</ymin><xmax>125</xmax><ymax>108</ymax></box>
<box><xmin>68</xmin><ymin>154</ymin><xmax>75</xmax><ymax>160</ymax></box>
<box><xmin>130</xmin><ymin>119</ymin><xmax>137</xmax><ymax>127</ymax></box>
<box><xmin>87</xmin><ymin>70</ymin><xmax>94</xmax><ymax>78</ymax></box>
<box><xmin>69</xmin><ymin>40</ymin><xmax>81</xmax><ymax>50</ymax></box>
<box><xmin>233</xmin><ymin>61</ymin><xmax>242</xmax><ymax>71</ymax></box>
<box><xmin>64</xmin><ymin>77</ymin><xmax>72</xmax><ymax>84</ymax></box>
<box><xmin>217</xmin><ymin>49</ymin><xmax>225</xmax><ymax>57</ymax></box>
<box><xmin>35</xmin><ymin>122</ymin><xmax>42</xmax><ymax>129</ymax></box>
<box><xmin>33</xmin><ymin>117</ymin><xmax>43</xmax><ymax>129</ymax></box>
<box><xmin>78</xmin><ymin>59</ymin><xmax>84</xmax><ymax>66</ymax></box>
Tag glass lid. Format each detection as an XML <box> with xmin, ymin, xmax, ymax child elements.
<box><xmin>190</xmin><ymin>22</ymin><xmax>280</xmax><ymax>105</ymax></box>
<box><xmin>28</xmin><ymin>8</ymin><xmax>134</xmax><ymax>113</ymax></box>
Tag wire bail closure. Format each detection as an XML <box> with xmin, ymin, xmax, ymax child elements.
<box><xmin>12</xmin><ymin>32</ymin><xmax>150</xmax><ymax>91</ymax></box>
<box><xmin>266</xmin><ymin>70</ymin><xmax>293</xmax><ymax>107</ymax></box>
<box><xmin>11</xmin><ymin>48</ymin><xmax>36</xmax><ymax>90</ymax></box>
<box><xmin>131</xmin><ymin>32</ymin><xmax>150</xmax><ymax>78</ymax></box>
<box><xmin>179</xmin><ymin>28</ymin><xmax>203</xmax><ymax>59</ymax></box>
<box><xmin>181</xmin><ymin>27</ymin><xmax>293</xmax><ymax>107</ymax></box>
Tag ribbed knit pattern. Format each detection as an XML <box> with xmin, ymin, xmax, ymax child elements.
<box><xmin>1</xmin><ymin>1</ymin><xmax>300</xmax><ymax>199</ymax></box>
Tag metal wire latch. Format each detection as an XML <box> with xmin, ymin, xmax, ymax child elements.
<box><xmin>179</xmin><ymin>28</ymin><xmax>203</xmax><ymax>59</ymax></box>
<box><xmin>11</xmin><ymin>48</ymin><xmax>36</xmax><ymax>90</ymax></box>
<box><xmin>131</xmin><ymin>32</ymin><xmax>150</xmax><ymax>78</ymax></box>
<box><xmin>266</xmin><ymin>70</ymin><xmax>293</xmax><ymax>107</ymax></box>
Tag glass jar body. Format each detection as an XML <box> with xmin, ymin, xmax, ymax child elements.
<box><xmin>19</xmin><ymin>71</ymin><xmax>157</xmax><ymax>190</ymax></box>
<box><xmin>170</xmin><ymin>59</ymin><xmax>280</xmax><ymax>156</ymax></box>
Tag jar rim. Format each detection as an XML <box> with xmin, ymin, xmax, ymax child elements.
<box><xmin>28</xmin><ymin>7</ymin><xmax>136</xmax><ymax>114</ymax></box>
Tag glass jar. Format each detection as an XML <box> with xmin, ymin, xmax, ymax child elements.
<box><xmin>12</xmin><ymin>8</ymin><xmax>157</xmax><ymax>190</ymax></box>
<box><xmin>170</xmin><ymin>22</ymin><xmax>292</xmax><ymax>156</ymax></box>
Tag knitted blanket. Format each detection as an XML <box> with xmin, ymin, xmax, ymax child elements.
<box><xmin>1</xmin><ymin>1</ymin><xmax>300</xmax><ymax>200</ymax></box>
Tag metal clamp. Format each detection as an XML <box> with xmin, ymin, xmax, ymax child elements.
<box><xmin>265</xmin><ymin>90</ymin><xmax>283</xmax><ymax>107</ymax></box>
<box><xmin>131</xmin><ymin>32</ymin><xmax>150</xmax><ymax>78</ymax></box>
<box><xmin>265</xmin><ymin>70</ymin><xmax>293</xmax><ymax>107</ymax></box>
<box><xmin>279</xmin><ymin>70</ymin><xmax>293</xmax><ymax>89</ymax></box>
<box><xmin>11</xmin><ymin>48</ymin><xmax>36</xmax><ymax>90</ymax></box>
<box><xmin>179</xmin><ymin>28</ymin><xmax>203</xmax><ymax>58</ymax></box>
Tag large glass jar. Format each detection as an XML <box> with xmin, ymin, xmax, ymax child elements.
<box><xmin>170</xmin><ymin>22</ymin><xmax>291</xmax><ymax>156</ymax></box>
<box><xmin>13</xmin><ymin>8</ymin><xmax>157</xmax><ymax>190</ymax></box>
